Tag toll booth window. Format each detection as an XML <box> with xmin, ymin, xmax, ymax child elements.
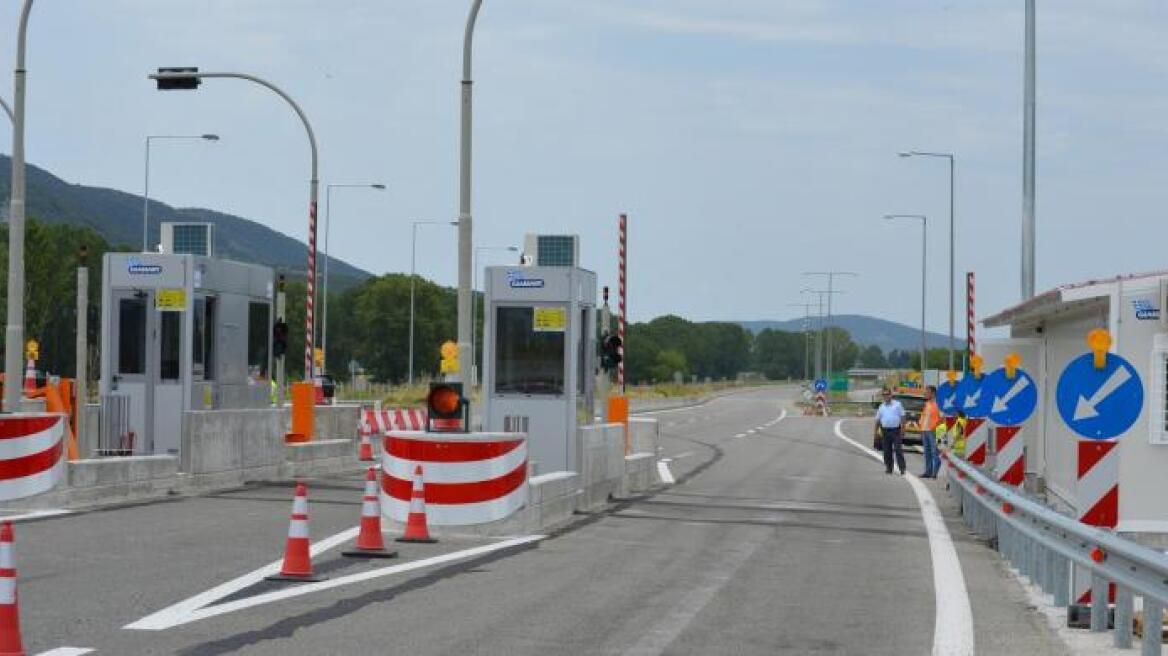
<box><xmin>117</xmin><ymin>297</ymin><xmax>147</xmax><ymax>375</ymax></box>
<box><xmin>193</xmin><ymin>297</ymin><xmax>216</xmax><ymax>380</ymax></box>
<box><xmin>494</xmin><ymin>306</ymin><xmax>565</xmax><ymax>395</ymax></box>
<box><xmin>247</xmin><ymin>302</ymin><xmax>270</xmax><ymax>378</ymax></box>
<box><xmin>159</xmin><ymin>312</ymin><xmax>181</xmax><ymax>380</ymax></box>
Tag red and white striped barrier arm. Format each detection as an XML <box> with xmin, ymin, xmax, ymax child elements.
<box><xmin>380</xmin><ymin>432</ymin><xmax>528</xmax><ymax>526</ymax></box>
<box><xmin>0</xmin><ymin>414</ymin><xmax>66</xmax><ymax>501</ymax></box>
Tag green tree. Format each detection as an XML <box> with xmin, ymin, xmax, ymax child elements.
<box><xmin>649</xmin><ymin>349</ymin><xmax>688</xmax><ymax>383</ymax></box>
<box><xmin>752</xmin><ymin>328</ymin><xmax>804</xmax><ymax>380</ymax></box>
<box><xmin>858</xmin><ymin>344</ymin><xmax>888</xmax><ymax>368</ymax></box>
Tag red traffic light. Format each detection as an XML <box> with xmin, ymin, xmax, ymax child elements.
<box><xmin>427</xmin><ymin>382</ymin><xmax>465</xmax><ymax>422</ymax></box>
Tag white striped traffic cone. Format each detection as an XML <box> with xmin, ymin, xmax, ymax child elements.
<box><xmin>0</xmin><ymin>521</ymin><xmax>24</xmax><ymax>656</ymax></box>
<box><xmin>343</xmin><ymin>467</ymin><xmax>397</xmax><ymax>558</ymax></box>
<box><xmin>266</xmin><ymin>483</ymin><xmax>325</xmax><ymax>582</ymax></box>
<box><xmin>21</xmin><ymin>360</ymin><xmax>34</xmax><ymax>396</ymax></box>
<box><xmin>396</xmin><ymin>465</ymin><xmax>437</xmax><ymax>543</ymax></box>
<box><xmin>357</xmin><ymin>421</ymin><xmax>375</xmax><ymax>462</ymax></box>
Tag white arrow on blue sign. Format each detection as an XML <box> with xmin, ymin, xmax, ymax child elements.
<box><xmin>936</xmin><ymin>380</ymin><xmax>959</xmax><ymax>416</ymax></box>
<box><xmin>814</xmin><ymin>379</ymin><xmax>828</xmax><ymax>393</ymax></box>
<box><xmin>957</xmin><ymin>373</ymin><xmax>991</xmax><ymax>418</ymax></box>
<box><xmin>1055</xmin><ymin>352</ymin><xmax>1143</xmax><ymax>440</ymax></box>
<box><xmin>984</xmin><ymin>367</ymin><xmax>1038</xmax><ymax>426</ymax></box>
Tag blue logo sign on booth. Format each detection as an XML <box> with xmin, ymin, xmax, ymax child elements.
<box><xmin>814</xmin><ymin>379</ymin><xmax>828</xmax><ymax>393</ymax></box>
<box><xmin>936</xmin><ymin>381</ymin><xmax>959</xmax><ymax>416</ymax></box>
<box><xmin>984</xmin><ymin>367</ymin><xmax>1038</xmax><ymax>426</ymax></box>
<box><xmin>957</xmin><ymin>374</ymin><xmax>991</xmax><ymax>418</ymax></box>
<box><xmin>1055</xmin><ymin>352</ymin><xmax>1143</xmax><ymax>440</ymax></box>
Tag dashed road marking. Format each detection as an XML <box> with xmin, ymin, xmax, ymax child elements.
<box><xmin>732</xmin><ymin>433</ymin><xmax>747</xmax><ymax>439</ymax></box>
<box><xmin>1</xmin><ymin>509</ymin><xmax>74</xmax><ymax>523</ymax></box>
<box><xmin>36</xmin><ymin>648</ymin><xmax>95</xmax><ymax>656</ymax></box>
<box><xmin>656</xmin><ymin>461</ymin><xmax>676</xmax><ymax>484</ymax></box>
<box><xmin>832</xmin><ymin>420</ymin><xmax>974</xmax><ymax>656</ymax></box>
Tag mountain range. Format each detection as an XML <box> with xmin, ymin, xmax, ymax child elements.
<box><xmin>740</xmin><ymin>314</ymin><xmax>951</xmax><ymax>354</ymax></box>
<box><xmin>0</xmin><ymin>154</ymin><xmax>373</xmax><ymax>287</ymax></box>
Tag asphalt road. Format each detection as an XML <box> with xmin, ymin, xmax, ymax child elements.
<box><xmin>13</xmin><ymin>387</ymin><xmax>1067</xmax><ymax>655</ymax></box>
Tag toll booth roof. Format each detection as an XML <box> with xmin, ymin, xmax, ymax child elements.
<box><xmin>983</xmin><ymin>269</ymin><xmax>1168</xmax><ymax>329</ymax></box>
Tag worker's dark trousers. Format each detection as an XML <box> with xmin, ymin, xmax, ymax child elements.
<box><xmin>881</xmin><ymin>426</ymin><xmax>905</xmax><ymax>474</ymax></box>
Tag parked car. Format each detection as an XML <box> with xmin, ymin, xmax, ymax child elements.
<box><xmin>872</xmin><ymin>388</ymin><xmax>926</xmax><ymax>450</ymax></box>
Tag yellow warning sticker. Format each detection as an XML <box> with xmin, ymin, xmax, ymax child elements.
<box><xmin>156</xmin><ymin>288</ymin><xmax>186</xmax><ymax>311</ymax></box>
<box><xmin>533</xmin><ymin>307</ymin><xmax>566</xmax><ymax>333</ymax></box>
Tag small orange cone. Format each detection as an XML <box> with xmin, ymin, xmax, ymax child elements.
<box><xmin>0</xmin><ymin>521</ymin><xmax>25</xmax><ymax>656</ymax></box>
<box><xmin>266</xmin><ymin>483</ymin><xmax>325</xmax><ymax>582</ymax></box>
<box><xmin>396</xmin><ymin>466</ymin><xmax>437</xmax><ymax>543</ymax></box>
<box><xmin>21</xmin><ymin>361</ymin><xmax>34</xmax><ymax>396</ymax></box>
<box><xmin>357</xmin><ymin>422</ymin><xmax>375</xmax><ymax>462</ymax></box>
<box><xmin>343</xmin><ymin>467</ymin><xmax>397</xmax><ymax>559</ymax></box>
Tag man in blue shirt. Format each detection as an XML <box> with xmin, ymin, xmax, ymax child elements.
<box><xmin>875</xmin><ymin>388</ymin><xmax>906</xmax><ymax>475</ymax></box>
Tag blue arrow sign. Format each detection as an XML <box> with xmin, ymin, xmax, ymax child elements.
<box><xmin>985</xmin><ymin>367</ymin><xmax>1038</xmax><ymax>426</ymax></box>
<box><xmin>1055</xmin><ymin>352</ymin><xmax>1143</xmax><ymax>440</ymax></box>
<box><xmin>814</xmin><ymin>379</ymin><xmax>827</xmax><ymax>393</ymax></box>
<box><xmin>936</xmin><ymin>380</ymin><xmax>958</xmax><ymax>417</ymax></box>
<box><xmin>955</xmin><ymin>374</ymin><xmax>990</xmax><ymax>418</ymax></box>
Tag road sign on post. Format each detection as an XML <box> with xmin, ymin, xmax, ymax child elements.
<box><xmin>985</xmin><ymin>367</ymin><xmax>1038</xmax><ymax>427</ymax></box>
<box><xmin>1055</xmin><ymin>352</ymin><xmax>1142</xmax><ymax>440</ymax></box>
<box><xmin>814</xmin><ymin>379</ymin><xmax>827</xmax><ymax>393</ymax></box>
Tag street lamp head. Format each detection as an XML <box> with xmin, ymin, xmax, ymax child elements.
<box><xmin>897</xmin><ymin>152</ymin><xmax>913</xmax><ymax>158</ymax></box>
<box><xmin>201</xmin><ymin>134</ymin><xmax>220</xmax><ymax>141</ymax></box>
<box><xmin>153</xmin><ymin>67</ymin><xmax>201</xmax><ymax>91</ymax></box>
<box><xmin>371</xmin><ymin>183</ymin><xmax>387</xmax><ymax>190</ymax></box>
<box><xmin>506</xmin><ymin>246</ymin><xmax>519</xmax><ymax>252</ymax></box>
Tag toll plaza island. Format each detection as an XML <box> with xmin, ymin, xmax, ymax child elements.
<box><xmin>0</xmin><ymin>229</ymin><xmax>660</xmax><ymax>539</ymax></box>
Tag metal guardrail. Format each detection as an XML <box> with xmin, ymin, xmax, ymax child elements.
<box><xmin>945</xmin><ymin>451</ymin><xmax>1168</xmax><ymax>654</ymax></box>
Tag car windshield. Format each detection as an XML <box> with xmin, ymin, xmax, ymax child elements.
<box><xmin>895</xmin><ymin>395</ymin><xmax>925</xmax><ymax>412</ymax></box>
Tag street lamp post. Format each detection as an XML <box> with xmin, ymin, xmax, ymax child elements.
<box><xmin>898</xmin><ymin>150</ymin><xmax>955</xmax><ymax>371</ymax></box>
<box><xmin>150</xmin><ymin>68</ymin><xmax>320</xmax><ymax>380</ymax></box>
<box><xmin>472</xmin><ymin>245</ymin><xmax>518</xmax><ymax>385</ymax></box>
<box><xmin>321</xmin><ymin>182</ymin><xmax>386</xmax><ymax>373</ymax></box>
<box><xmin>803</xmin><ymin>271</ymin><xmax>857</xmax><ymax>379</ymax></box>
<box><xmin>799</xmin><ymin>288</ymin><xmax>839</xmax><ymax>381</ymax></box>
<box><xmin>409</xmin><ymin>221</ymin><xmax>458</xmax><ymax>385</ymax></box>
<box><xmin>457</xmin><ymin>0</ymin><xmax>485</xmax><ymax>388</ymax></box>
<box><xmin>787</xmin><ymin>302</ymin><xmax>816</xmax><ymax>381</ymax></box>
<box><xmin>143</xmin><ymin>134</ymin><xmax>220</xmax><ymax>252</ymax></box>
<box><xmin>884</xmin><ymin>214</ymin><xmax>928</xmax><ymax>373</ymax></box>
<box><xmin>5</xmin><ymin>0</ymin><xmax>35</xmax><ymax>413</ymax></box>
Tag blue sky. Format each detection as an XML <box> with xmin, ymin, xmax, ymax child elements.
<box><xmin>2</xmin><ymin>1</ymin><xmax>1168</xmax><ymax>333</ymax></box>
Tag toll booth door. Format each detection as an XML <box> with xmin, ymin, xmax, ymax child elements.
<box><xmin>153</xmin><ymin>308</ymin><xmax>184</xmax><ymax>454</ymax></box>
<box><xmin>111</xmin><ymin>290</ymin><xmax>153</xmax><ymax>454</ymax></box>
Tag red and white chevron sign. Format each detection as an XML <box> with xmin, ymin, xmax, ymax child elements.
<box><xmin>0</xmin><ymin>414</ymin><xmax>66</xmax><ymax>501</ymax></box>
<box><xmin>381</xmin><ymin>432</ymin><xmax>528</xmax><ymax>526</ymax></box>
<box><xmin>964</xmin><ymin>417</ymin><xmax>989</xmax><ymax>465</ymax></box>
<box><xmin>1074</xmin><ymin>439</ymin><xmax>1119</xmax><ymax>604</ymax></box>
<box><xmin>363</xmin><ymin>407</ymin><xmax>426</xmax><ymax>433</ymax></box>
<box><xmin>993</xmin><ymin>426</ymin><xmax>1024</xmax><ymax>486</ymax></box>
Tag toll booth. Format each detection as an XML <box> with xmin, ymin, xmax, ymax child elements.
<box><xmin>481</xmin><ymin>265</ymin><xmax>597</xmax><ymax>473</ymax></box>
<box><xmin>99</xmin><ymin>252</ymin><xmax>275</xmax><ymax>455</ymax></box>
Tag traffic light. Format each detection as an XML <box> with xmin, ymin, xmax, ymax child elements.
<box><xmin>155</xmin><ymin>67</ymin><xmax>201</xmax><ymax>90</ymax></box>
<box><xmin>273</xmin><ymin>320</ymin><xmax>289</xmax><ymax>358</ymax></box>
<box><xmin>600</xmin><ymin>333</ymin><xmax>623</xmax><ymax>372</ymax></box>
<box><xmin>427</xmin><ymin>382</ymin><xmax>467</xmax><ymax>432</ymax></box>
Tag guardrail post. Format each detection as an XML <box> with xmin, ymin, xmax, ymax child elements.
<box><xmin>1114</xmin><ymin>585</ymin><xmax>1133</xmax><ymax>648</ymax></box>
<box><xmin>1143</xmin><ymin>597</ymin><xmax>1163</xmax><ymax>656</ymax></box>
<box><xmin>1052</xmin><ymin>554</ymin><xmax>1070</xmax><ymax>608</ymax></box>
<box><xmin>1090</xmin><ymin>574</ymin><xmax>1108</xmax><ymax>632</ymax></box>
<box><xmin>1038</xmin><ymin>544</ymin><xmax>1051</xmax><ymax>594</ymax></box>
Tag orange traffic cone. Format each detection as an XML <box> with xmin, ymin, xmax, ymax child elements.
<box><xmin>396</xmin><ymin>465</ymin><xmax>437</xmax><ymax>543</ymax></box>
<box><xmin>266</xmin><ymin>483</ymin><xmax>325</xmax><ymax>582</ymax></box>
<box><xmin>21</xmin><ymin>361</ymin><xmax>34</xmax><ymax>396</ymax></box>
<box><xmin>0</xmin><ymin>522</ymin><xmax>24</xmax><ymax>656</ymax></box>
<box><xmin>357</xmin><ymin>422</ymin><xmax>375</xmax><ymax>462</ymax></box>
<box><xmin>343</xmin><ymin>467</ymin><xmax>397</xmax><ymax>559</ymax></box>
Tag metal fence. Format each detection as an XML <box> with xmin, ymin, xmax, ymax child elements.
<box><xmin>945</xmin><ymin>451</ymin><xmax>1167</xmax><ymax>654</ymax></box>
<box><xmin>98</xmin><ymin>393</ymin><xmax>134</xmax><ymax>457</ymax></box>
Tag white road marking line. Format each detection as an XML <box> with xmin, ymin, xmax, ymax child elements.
<box><xmin>1</xmin><ymin>509</ymin><xmax>74</xmax><ymax>523</ymax></box>
<box><xmin>673</xmin><ymin>451</ymin><xmax>695</xmax><ymax>460</ymax></box>
<box><xmin>832</xmin><ymin>420</ymin><xmax>974</xmax><ymax>656</ymax></box>
<box><xmin>36</xmin><ymin>648</ymin><xmax>95</xmax><ymax>656</ymax></box>
<box><xmin>745</xmin><ymin>430</ymin><xmax>756</xmax><ymax>435</ymax></box>
<box><xmin>125</xmin><ymin>526</ymin><xmax>359</xmax><ymax>630</ymax></box>
<box><xmin>656</xmin><ymin>461</ymin><xmax>676</xmax><ymax>485</ymax></box>
<box><xmin>659</xmin><ymin>458</ymin><xmax>674</xmax><ymax>463</ymax></box>
<box><xmin>733</xmin><ymin>433</ymin><xmax>747</xmax><ymax>439</ymax></box>
<box><xmin>127</xmin><ymin>534</ymin><xmax>544</xmax><ymax>631</ymax></box>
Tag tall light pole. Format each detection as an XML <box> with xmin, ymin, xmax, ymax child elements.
<box><xmin>898</xmin><ymin>150</ymin><xmax>955</xmax><ymax>370</ymax></box>
<box><xmin>803</xmin><ymin>271</ymin><xmax>857</xmax><ymax>378</ymax></box>
<box><xmin>5</xmin><ymin>0</ymin><xmax>35</xmax><ymax>413</ymax></box>
<box><xmin>143</xmin><ymin>134</ymin><xmax>220</xmax><ymax>251</ymax></box>
<box><xmin>1022</xmin><ymin>0</ymin><xmax>1037</xmax><ymax>299</ymax></box>
<box><xmin>884</xmin><ymin>215</ymin><xmax>928</xmax><ymax>373</ymax></box>
<box><xmin>410</xmin><ymin>220</ymin><xmax>457</xmax><ymax>385</ymax></box>
<box><xmin>799</xmin><ymin>288</ymin><xmax>839</xmax><ymax>381</ymax></box>
<box><xmin>472</xmin><ymin>245</ymin><xmax>518</xmax><ymax>384</ymax></box>
<box><xmin>788</xmin><ymin>301</ymin><xmax>815</xmax><ymax>381</ymax></box>
<box><xmin>457</xmin><ymin>0</ymin><xmax>485</xmax><ymax>388</ymax></box>
<box><xmin>321</xmin><ymin>182</ymin><xmax>386</xmax><ymax>373</ymax></box>
<box><xmin>150</xmin><ymin>67</ymin><xmax>320</xmax><ymax>380</ymax></box>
